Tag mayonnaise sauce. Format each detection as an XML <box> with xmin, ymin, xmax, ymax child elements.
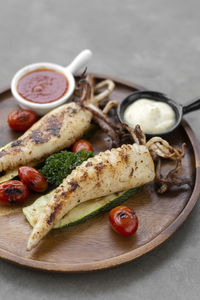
<box><xmin>123</xmin><ymin>98</ymin><xmax>176</xmax><ymax>134</ymax></box>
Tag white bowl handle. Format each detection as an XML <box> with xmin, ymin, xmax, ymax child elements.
<box><xmin>66</xmin><ymin>49</ymin><xmax>92</xmax><ymax>75</ymax></box>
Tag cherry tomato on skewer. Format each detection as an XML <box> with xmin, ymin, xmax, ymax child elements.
<box><xmin>18</xmin><ymin>166</ymin><xmax>48</xmax><ymax>193</ymax></box>
<box><xmin>0</xmin><ymin>180</ymin><xmax>29</xmax><ymax>206</ymax></box>
<box><xmin>72</xmin><ymin>139</ymin><xmax>93</xmax><ymax>153</ymax></box>
<box><xmin>109</xmin><ymin>205</ymin><xmax>138</xmax><ymax>236</ymax></box>
<box><xmin>8</xmin><ymin>109</ymin><xmax>38</xmax><ymax>132</ymax></box>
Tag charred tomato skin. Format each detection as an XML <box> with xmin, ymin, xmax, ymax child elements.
<box><xmin>18</xmin><ymin>166</ymin><xmax>48</xmax><ymax>193</ymax></box>
<box><xmin>0</xmin><ymin>180</ymin><xmax>29</xmax><ymax>205</ymax></box>
<box><xmin>8</xmin><ymin>109</ymin><xmax>38</xmax><ymax>132</ymax></box>
<box><xmin>72</xmin><ymin>139</ymin><xmax>93</xmax><ymax>153</ymax></box>
<box><xmin>109</xmin><ymin>205</ymin><xmax>138</xmax><ymax>236</ymax></box>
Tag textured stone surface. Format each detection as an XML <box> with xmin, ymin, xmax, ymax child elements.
<box><xmin>0</xmin><ymin>0</ymin><xmax>200</xmax><ymax>299</ymax></box>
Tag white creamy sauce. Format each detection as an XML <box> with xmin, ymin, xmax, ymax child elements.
<box><xmin>124</xmin><ymin>98</ymin><xmax>176</xmax><ymax>134</ymax></box>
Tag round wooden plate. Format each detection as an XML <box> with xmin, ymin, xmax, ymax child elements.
<box><xmin>0</xmin><ymin>74</ymin><xmax>199</xmax><ymax>272</ymax></box>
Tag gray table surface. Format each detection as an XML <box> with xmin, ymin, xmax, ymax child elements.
<box><xmin>0</xmin><ymin>0</ymin><xmax>200</xmax><ymax>299</ymax></box>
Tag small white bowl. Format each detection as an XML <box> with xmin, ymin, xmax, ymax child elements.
<box><xmin>11</xmin><ymin>49</ymin><xmax>92</xmax><ymax>115</ymax></box>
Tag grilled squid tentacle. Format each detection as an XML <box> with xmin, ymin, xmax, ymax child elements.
<box><xmin>124</xmin><ymin>125</ymin><xmax>190</xmax><ymax>193</ymax></box>
<box><xmin>86</xmin><ymin>103</ymin><xmax>120</xmax><ymax>147</ymax></box>
<box><xmin>102</xmin><ymin>100</ymin><xmax>118</xmax><ymax>115</ymax></box>
<box><xmin>122</xmin><ymin>123</ymin><xmax>146</xmax><ymax>145</ymax></box>
<box><xmin>79</xmin><ymin>75</ymin><xmax>115</xmax><ymax>108</ymax></box>
<box><xmin>147</xmin><ymin>139</ymin><xmax>189</xmax><ymax>193</ymax></box>
<box><xmin>75</xmin><ymin>74</ymin><xmax>115</xmax><ymax>108</ymax></box>
<box><xmin>76</xmin><ymin>76</ymin><xmax>119</xmax><ymax>145</ymax></box>
<box><xmin>93</xmin><ymin>80</ymin><xmax>115</xmax><ymax>103</ymax></box>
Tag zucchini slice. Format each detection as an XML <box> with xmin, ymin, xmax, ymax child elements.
<box><xmin>23</xmin><ymin>187</ymin><xmax>140</xmax><ymax>229</ymax></box>
<box><xmin>0</xmin><ymin>169</ymin><xmax>19</xmax><ymax>183</ymax></box>
<box><xmin>0</xmin><ymin>161</ymin><xmax>40</xmax><ymax>184</ymax></box>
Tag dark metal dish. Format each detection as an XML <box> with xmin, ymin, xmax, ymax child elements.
<box><xmin>117</xmin><ymin>90</ymin><xmax>200</xmax><ymax>138</ymax></box>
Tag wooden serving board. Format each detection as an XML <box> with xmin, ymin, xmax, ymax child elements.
<box><xmin>0</xmin><ymin>74</ymin><xmax>199</xmax><ymax>272</ymax></box>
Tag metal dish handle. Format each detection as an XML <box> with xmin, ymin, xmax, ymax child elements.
<box><xmin>183</xmin><ymin>97</ymin><xmax>200</xmax><ymax>115</ymax></box>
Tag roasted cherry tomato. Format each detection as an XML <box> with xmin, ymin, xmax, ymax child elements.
<box><xmin>18</xmin><ymin>166</ymin><xmax>48</xmax><ymax>193</ymax></box>
<box><xmin>109</xmin><ymin>205</ymin><xmax>138</xmax><ymax>236</ymax></box>
<box><xmin>8</xmin><ymin>109</ymin><xmax>38</xmax><ymax>132</ymax></box>
<box><xmin>0</xmin><ymin>180</ymin><xmax>29</xmax><ymax>205</ymax></box>
<box><xmin>72</xmin><ymin>139</ymin><xmax>93</xmax><ymax>153</ymax></box>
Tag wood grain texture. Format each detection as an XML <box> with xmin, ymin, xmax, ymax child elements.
<box><xmin>0</xmin><ymin>74</ymin><xmax>199</xmax><ymax>272</ymax></box>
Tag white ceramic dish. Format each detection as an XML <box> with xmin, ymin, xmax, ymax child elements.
<box><xmin>11</xmin><ymin>49</ymin><xmax>92</xmax><ymax>115</ymax></box>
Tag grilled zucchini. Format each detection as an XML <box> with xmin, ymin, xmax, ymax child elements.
<box><xmin>23</xmin><ymin>187</ymin><xmax>140</xmax><ymax>229</ymax></box>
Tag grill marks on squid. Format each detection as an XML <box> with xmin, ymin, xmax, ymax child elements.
<box><xmin>0</xmin><ymin>105</ymin><xmax>80</xmax><ymax>162</ymax></box>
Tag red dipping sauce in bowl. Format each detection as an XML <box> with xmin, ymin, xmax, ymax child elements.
<box><xmin>11</xmin><ymin>50</ymin><xmax>92</xmax><ymax>115</ymax></box>
<box><xmin>17</xmin><ymin>68</ymin><xmax>68</xmax><ymax>104</ymax></box>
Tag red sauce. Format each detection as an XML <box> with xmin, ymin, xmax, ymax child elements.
<box><xmin>17</xmin><ymin>68</ymin><xmax>68</xmax><ymax>104</ymax></box>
